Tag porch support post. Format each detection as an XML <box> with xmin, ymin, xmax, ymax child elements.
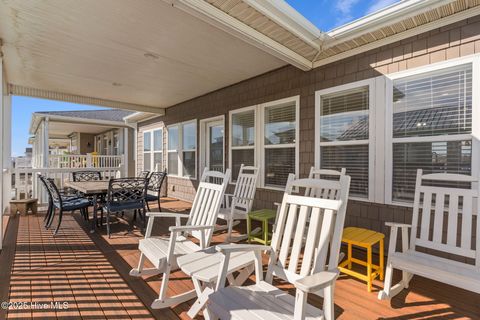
<box><xmin>0</xmin><ymin>56</ymin><xmax>4</xmax><ymax>250</ymax></box>
<box><xmin>42</xmin><ymin>117</ymin><xmax>49</xmax><ymax>168</ymax></box>
<box><xmin>0</xmin><ymin>57</ymin><xmax>12</xmax><ymax>250</ymax></box>
<box><xmin>123</xmin><ymin>127</ymin><xmax>129</xmax><ymax>177</ymax></box>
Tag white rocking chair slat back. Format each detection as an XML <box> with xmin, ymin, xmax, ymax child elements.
<box><xmin>306</xmin><ymin>167</ymin><xmax>345</xmax><ymax>199</ymax></box>
<box><xmin>231</xmin><ymin>165</ymin><xmax>259</xmax><ymax>213</ymax></box>
<box><xmin>410</xmin><ymin>169</ymin><xmax>480</xmax><ymax>262</ymax></box>
<box><xmin>267</xmin><ymin>176</ymin><xmax>350</xmax><ymax>283</ymax></box>
<box><xmin>188</xmin><ymin>170</ymin><xmax>230</xmax><ymax>243</ymax></box>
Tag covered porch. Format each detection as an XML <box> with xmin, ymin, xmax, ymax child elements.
<box><xmin>1</xmin><ymin>201</ymin><xmax>478</xmax><ymax>320</ymax></box>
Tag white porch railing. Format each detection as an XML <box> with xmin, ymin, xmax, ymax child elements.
<box><xmin>48</xmin><ymin>154</ymin><xmax>124</xmax><ymax>169</ymax></box>
<box><xmin>13</xmin><ymin>167</ymin><xmax>122</xmax><ymax>204</ymax></box>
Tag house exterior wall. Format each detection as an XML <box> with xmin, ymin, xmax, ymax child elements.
<box><xmin>137</xmin><ymin>17</ymin><xmax>480</xmax><ymax>237</ymax></box>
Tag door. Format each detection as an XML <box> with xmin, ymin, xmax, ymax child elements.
<box><xmin>205</xmin><ymin>120</ymin><xmax>224</xmax><ymax>173</ymax></box>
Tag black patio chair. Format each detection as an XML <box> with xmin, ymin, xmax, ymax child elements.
<box><xmin>145</xmin><ymin>170</ymin><xmax>167</xmax><ymax>212</ymax></box>
<box><xmin>39</xmin><ymin>175</ymin><xmax>85</xmax><ymax>227</ymax></box>
<box><xmin>139</xmin><ymin>171</ymin><xmax>150</xmax><ymax>179</ymax></box>
<box><xmin>40</xmin><ymin>176</ymin><xmax>91</xmax><ymax>235</ymax></box>
<box><xmin>103</xmin><ymin>177</ymin><xmax>148</xmax><ymax>238</ymax></box>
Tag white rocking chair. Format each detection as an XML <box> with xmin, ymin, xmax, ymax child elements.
<box><xmin>129</xmin><ymin>169</ymin><xmax>231</xmax><ymax>309</ymax></box>
<box><xmin>379</xmin><ymin>169</ymin><xmax>480</xmax><ymax>300</ymax></box>
<box><xmin>217</xmin><ymin>164</ymin><xmax>259</xmax><ymax>242</ymax></box>
<box><xmin>204</xmin><ymin>175</ymin><xmax>351</xmax><ymax>320</ymax></box>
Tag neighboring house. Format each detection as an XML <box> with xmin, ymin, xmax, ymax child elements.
<box><xmin>125</xmin><ymin>3</ymin><xmax>480</xmax><ymax>237</ymax></box>
<box><xmin>29</xmin><ymin>109</ymin><xmax>136</xmax><ymax>175</ymax></box>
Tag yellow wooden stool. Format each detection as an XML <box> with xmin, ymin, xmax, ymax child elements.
<box><xmin>338</xmin><ymin>227</ymin><xmax>384</xmax><ymax>292</ymax></box>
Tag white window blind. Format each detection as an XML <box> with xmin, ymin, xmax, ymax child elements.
<box><xmin>143</xmin><ymin>131</ymin><xmax>151</xmax><ymax>171</ymax></box>
<box><xmin>167</xmin><ymin>126</ymin><xmax>179</xmax><ymax>175</ymax></box>
<box><xmin>167</xmin><ymin>121</ymin><xmax>197</xmax><ymax>178</ymax></box>
<box><xmin>264</xmin><ymin>103</ymin><xmax>296</xmax><ymax>187</ymax></box>
<box><xmin>391</xmin><ymin>64</ymin><xmax>473</xmax><ymax>202</ymax></box>
<box><xmin>231</xmin><ymin>110</ymin><xmax>255</xmax><ymax>181</ymax></box>
<box><xmin>319</xmin><ymin>85</ymin><xmax>370</xmax><ymax>198</ymax></box>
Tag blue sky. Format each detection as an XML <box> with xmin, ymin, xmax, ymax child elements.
<box><xmin>11</xmin><ymin>0</ymin><xmax>400</xmax><ymax>157</ymax></box>
<box><xmin>11</xmin><ymin>96</ymin><xmax>105</xmax><ymax>157</ymax></box>
<box><xmin>286</xmin><ymin>0</ymin><xmax>400</xmax><ymax>31</ymax></box>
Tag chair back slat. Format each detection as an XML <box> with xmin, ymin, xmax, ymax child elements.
<box><xmin>266</xmin><ymin>175</ymin><xmax>350</xmax><ymax>285</ymax></box>
<box><xmin>187</xmin><ymin>169</ymin><xmax>230</xmax><ymax>243</ymax></box>
<box><xmin>411</xmin><ymin>169</ymin><xmax>480</xmax><ymax>263</ymax></box>
<box><xmin>72</xmin><ymin>171</ymin><xmax>102</xmax><ymax>182</ymax></box>
<box><xmin>230</xmin><ymin>165</ymin><xmax>259</xmax><ymax>213</ymax></box>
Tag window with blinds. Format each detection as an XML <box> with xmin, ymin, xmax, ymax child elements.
<box><xmin>264</xmin><ymin>103</ymin><xmax>296</xmax><ymax>187</ymax></box>
<box><xmin>143</xmin><ymin>129</ymin><xmax>163</xmax><ymax>171</ymax></box>
<box><xmin>319</xmin><ymin>85</ymin><xmax>370</xmax><ymax>198</ymax></box>
<box><xmin>231</xmin><ymin>110</ymin><xmax>255</xmax><ymax>181</ymax></box>
<box><xmin>229</xmin><ymin>97</ymin><xmax>299</xmax><ymax>187</ymax></box>
<box><xmin>391</xmin><ymin>64</ymin><xmax>473</xmax><ymax>202</ymax></box>
<box><xmin>167</xmin><ymin>121</ymin><xmax>197</xmax><ymax>178</ymax></box>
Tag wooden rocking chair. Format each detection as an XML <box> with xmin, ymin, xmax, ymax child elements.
<box><xmin>204</xmin><ymin>175</ymin><xmax>351</xmax><ymax>320</ymax></box>
<box><xmin>129</xmin><ymin>169</ymin><xmax>231</xmax><ymax>309</ymax></box>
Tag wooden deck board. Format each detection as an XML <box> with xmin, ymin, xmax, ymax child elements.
<box><xmin>1</xmin><ymin>198</ymin><xmax>479</xmax><ymax>319</ymax></box>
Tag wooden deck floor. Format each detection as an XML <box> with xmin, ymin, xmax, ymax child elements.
<box><xmin>1</xmin><ymin>198</ymin><xmax>479</xmax><ymax>319</ymax></box>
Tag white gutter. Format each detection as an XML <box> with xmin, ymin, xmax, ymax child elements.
<box><xmin>123</xmin><ymin>112</ymin><xmax>158</xmax><ymax>124</ymax></box>
<box><xmin>241</xmin><ymin>0</ymin><xmax>324</xmax><ymax>49</ymax></box>
<box><xmin>325</xmin><ymin>0</ymin><xmax>454</xmax><ymax>48</ymax></box>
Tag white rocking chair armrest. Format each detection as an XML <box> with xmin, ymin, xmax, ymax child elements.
<box><xmin>146</xmin><ymin>212</ymin><xmax>190</xmax><ymax>219</ymax></box>
<box><xmin>294</xmin><ymin>270</ymin><xmax>339</xmax><ymax>293</ymax></box>
<box><xmin>273</xmin><ymin>202</ymin><xmax>280</xmax><ymax>207</ymax></box>
<box><xmin>385</xmin><ymin>222</ymin><xmax>411</xmax><ymax>229</ymax></box>
<box><xmin>168</xmin><ymin>225</ymin><xmax>215</xmax><ymax>233</ymax></box>
<box><xmin>215</xmin><ymin>244</ymin><xmax>271</xmax><ymax>254</ymax></box>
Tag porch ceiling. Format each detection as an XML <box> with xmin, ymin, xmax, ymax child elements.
<box><xmin>0</xmin><ymin>0</ymin><xmax>286</xmax><ymax>111</ymax></box>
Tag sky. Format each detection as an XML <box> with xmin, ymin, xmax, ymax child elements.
<box><xmin>286</xmin><ymin>0</ymin><xmax>400</xmax><ymax>31</ymax></box>
<box><xmin>11</xmin><ymin>96</ymin><xmax>105</xmax><ymax>157</ymax></box>
<box><xmin>10</xmin><ymin>0</ymin><xmax>400</xmax><ymax>157</ymax></box>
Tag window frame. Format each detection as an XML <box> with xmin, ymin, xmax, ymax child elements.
<box><xmin>228</xmin><ymin>96</ymin><xmax>300</xmax><ymax>190</ymax></box>
<box><xmin>199</xmin><ymin>115</ymin><xmax>225</xmax><ymax>174</ymax></box>
<box><xmin>315</xmin><ymin>78</ymin><xmax>376</xmax><ymax>202</ymax></box>
<box><xmin>384</xmin><ymin>54</ymin><xmax>479</xmax><ymax>207</ymax></box>
<box><xmin>167</xmin><ymin>120</ymin><xmax>197</xmax><ymax>179</ymax></box>
<box><xmin>143</xmin><ymin>127</ymin><xmax>163</xmax><ymax>172</ymax></box>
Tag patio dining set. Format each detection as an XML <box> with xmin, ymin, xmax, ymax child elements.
<box><xmin>38</xmin><ymin>165</ymin><xmax>480</xmax><ymax>320</ymax></box>
<box><xmin>38</xmin><ymin>169</ymin><xmax>167</xmax><ymax>237</ymax></box>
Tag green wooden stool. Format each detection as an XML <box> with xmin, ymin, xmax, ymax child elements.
<box><xmin>247</xmin><ymin>209</ymin><xmax>277</xmax><ymax>245</ymax></box>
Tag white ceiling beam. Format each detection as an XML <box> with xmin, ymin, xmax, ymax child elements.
<box><xmin>8</xmin><ymin>84</ymin><xmax>166</xmax><ymax>114</ymax></box>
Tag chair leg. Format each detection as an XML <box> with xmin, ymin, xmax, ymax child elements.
<box><xmin>46</xmin><ymin>207</ymin><xmax>56</xmax><ymax>229</ymax></box>
<box><xmin>227</xmin><ymin>215</ymin><xmax>234</xmax><ymax>242</ymax></box>
<box><xmin>53</xmin><ymin>209</ymin><xmax>64</xmax><ymax>235</ymax></box>
<box><xmin>146</xmin><ymin>201</ymin><xmax>151</xmax><ymax>212</ymax></box>
<box><xmin>44</xmin><ymin>201</ymin><xmax>52</xmax><ymax>223</ymax></box>
<box><xmin>323</xmin><ymin>283</ymin><xmax>335</xmax><ymax>320</ymax></box>
<box><xmin>157</xmin><ymin>198</ymin><xmax>161</xmax><ymax>212</ymax></box>
<box><xmin>106</xmin><ymin>212</ymin><xmax>111</xmax><ymax>238</ymax></box>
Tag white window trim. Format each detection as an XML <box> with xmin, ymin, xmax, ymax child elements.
<box><xmin>315</xmin><ymin>78</ymin><xmax>376</xmax><ymax>202</ymax></box>
<box><xmin>229</xmin><ymin>96</ymin><xmax>300</xmax><ymax>190</ymax></box>
<box><xmin>384</xmin><ymin>54</ymin><xmax>479</xmax><ymax>207</ymax></box>
<box><xmin>200</xmin><ymin>115</ymin><xmax>225</xmax><ymax>173</ymax></box>
<box><xmin>143</xmin><ymin>127</ymin><xmax>163</xmax><ymax>172</ymax></box>
<box><xmin>167</xmin><ymin>120</ymin><xmax>197</xmax><ymax>180</ymax></box>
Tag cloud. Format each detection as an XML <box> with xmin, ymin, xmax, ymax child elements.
<box><xmin>366</xmin><ymin>0</ymin><xmax>399</xmax><ymax>14</ymax></box>
<box><xmin>333</xmin><ymin>0</ymin><xmax>361</xmax><ymax>26</ymax></box>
